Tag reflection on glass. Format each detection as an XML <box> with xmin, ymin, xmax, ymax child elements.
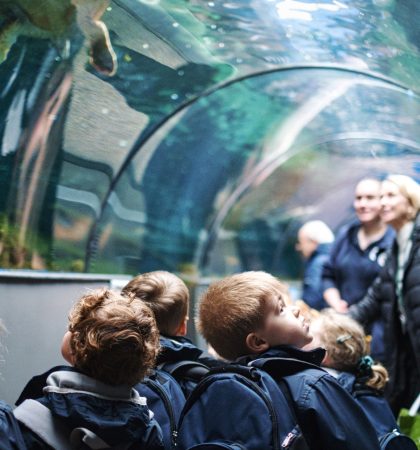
<box><xmin>92</xmin><ymin>69</ymin><xmax>419</xmax><ymax>277</ymax></box>
<box><xmin>0</xmin><ymin>0</ymin><xmax>419</xmax><ymax>276</ymax></box>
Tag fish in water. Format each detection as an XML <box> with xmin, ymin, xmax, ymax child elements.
<box><xmin>0</xmin><ymin>0</ymin><xmax>117</xmax><ymax>76</ymax></box>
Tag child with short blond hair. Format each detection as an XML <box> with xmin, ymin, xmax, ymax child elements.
<box><xmin>192</xmin><ymin>271</ymin><xmax>381</xmax><ymax>450</ymax></box>
<box><xmin>123</xmin><ymin>270</ymin><xmax>190</xmax><ymax>337</ymax></box>
<box><xmin>123</xmin><ymin>271</ymin><xmax>217</xmax><ymax>377</ymax></box>
<box><xmin>14</xmin><ymin>288</ymin><xmax>164</xmax><ymax>449</ymax></box>
<box><xmin>122</xmin><ymin>271</ymin><xmax>215</xmax><ymax>449</ymax></box>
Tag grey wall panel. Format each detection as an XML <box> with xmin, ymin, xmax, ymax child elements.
<box><xmin>0</xmin><ymin>273</ymin><xmax>130</xmax><ymax>406</ymax></box>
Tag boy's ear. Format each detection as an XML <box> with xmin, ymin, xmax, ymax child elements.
<box><xmin>175</xmin><ymin>318</ymin><xmax>188</xmax><ymax>336</ymax></box>
<box><xmin>245</xmin><ymin>332</ymin><xmax>270</xmax><ymax>353</ymax></box>
<box><xmin>61</xmin><ymin>331</ymin><xmax>75</xmax><ymax>365</ymax></box>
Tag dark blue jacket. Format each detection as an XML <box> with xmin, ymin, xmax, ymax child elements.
<box><xmin>243</xmin><ymin>346</ymin><xmax>381</xmax><ymax>450</ymax></box>
<box><xmin>158</xmin><ymin>335</ymin><xmax>203</xmax><ymax>365</ymax></box>
<box><xmin>15</xmin><ymin>367</ymin><xmax>164</xmax><ymax>449</ymax></box>
<box><xmin>158</xmin><ymin>335</ymin><xmax>221</xmax><ymax>368</ymax></box>
<box><xmin>322</xmin><ymin>220</ymin><xmax>394</xmax><ymax>305</ymax></box>
<box><xmin>322</xmin><ymin>221</ymin><xmax>394</xmax><ymax>361</ymax></box>
<box><xmin>333</xmin><ymin>371</ymin><xmax>399</xmax><ymax>438</ymax></box>
<box><xmin>302</xmin><ymin>243</ymin><xmax>331</xmax><ymax>310</ymax></box>
<box><xmin>0</xmin><ymin>400</ymin><xmax>26</xmax><ymax>450</ymax></box>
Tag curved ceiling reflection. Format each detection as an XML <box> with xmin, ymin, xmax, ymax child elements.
<box><xmin>0</xmin><ymin>0</ymin><xmax>419</xmax><ymax>276</ymax></box>
<box><xmin>88</xmin><ymin>67</ymin><xmax>419</xmax><ymax>276</ymax></box>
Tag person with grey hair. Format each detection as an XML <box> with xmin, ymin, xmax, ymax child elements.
<box><xmin>350</xmin><ymin>174</ymin><xmax>420</xmax><ymax>415</ymax></box>
<box><xmin>296</xmin><ymin>220</ymin><xmax>334</xmax><ymax>310</ymax></box>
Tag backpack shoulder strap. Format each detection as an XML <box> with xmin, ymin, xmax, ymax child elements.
<box><xmin>159</xmin><ymin>360</ymin><xmax>210</xmax><ymax>383</ymax></box>
<box><xmin>0</xmin><ymin>400</ymin><xmax>26</xmax><ymax>450</ymax></box>
<box><xmin>14</xmin><ymin>399</ymin><xmax>114</xmax><ymax>450</ymax></box>
<box><xmin>249</xmin><ymin>359</ymin><xmax>313</xmax><ymax>450</ymax></box>
<box><xmin>14</xmin><ymin>399</ymin><xmax>73</xmax><ymax>450</ymax></box>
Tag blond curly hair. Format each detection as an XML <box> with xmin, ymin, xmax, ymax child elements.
<box><xmin>68</xmin><ymin>288</ymin><xmax>160</xmax><ymax>386</ymax></box>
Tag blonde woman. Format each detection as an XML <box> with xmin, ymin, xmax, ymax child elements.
<box><xmin>350</xmin><ymin>174</ymin><xmax>420</xmax><ymax>415</ymax></box>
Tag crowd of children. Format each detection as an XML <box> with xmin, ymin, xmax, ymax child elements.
<box><xmin>0</xmin><ymin>266</ymin><xmax>417</xmax><ymax>449</ymax></box>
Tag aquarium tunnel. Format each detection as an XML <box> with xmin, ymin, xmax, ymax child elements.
<box><xmin>0</xmin><ymin>0</ymin><xmax>419</xmax><ymax>404</ymax></box>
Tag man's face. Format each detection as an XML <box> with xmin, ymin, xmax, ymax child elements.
<box><xmin>353</xmin><ymin>179</ymin><xmax>382</xmax><ymax>224</ymax></box>
<box><xmin>296</xmin><ymin>229</ymin><xmax>317</xmax><ymax>259</ymax></box>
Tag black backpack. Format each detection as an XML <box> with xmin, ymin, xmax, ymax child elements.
<box><xmin>177</xmin><ymin>363</ymin><xmax>309</xmax><ymax>450</ymax></box>
<box><xmin>0</xmin><ymin>400</ymin><xmax>26</xmax><ymax>450</ymax></box>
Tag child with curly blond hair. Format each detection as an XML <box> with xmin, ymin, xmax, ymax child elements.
<box><xmin>14</xmin><ymin>288</ymin><xmax>164</xmax><ymax>449</ymax></box>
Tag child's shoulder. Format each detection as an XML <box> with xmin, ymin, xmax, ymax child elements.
<box><xmin>16</xmin><ymin>365</ymin><xmax>74</xmax><ymax>405</ymax></box>
<box><xmin>158</xmin><ymin>335</ymin><xmax>203</xmax><ymax>362</ymax></box>
<box><xmin>248</xmin><ymin>346</ymin><xmax>331</xmax><ymax>386</ymax></box>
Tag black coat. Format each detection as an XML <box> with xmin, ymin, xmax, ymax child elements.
<box><xmin>350</xmin><ymin>213</ymin><xmax>420</xmax><ymax>404</ymax></box>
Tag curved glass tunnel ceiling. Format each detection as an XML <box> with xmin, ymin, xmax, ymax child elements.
<box><xmin>0</xmin><ymin>0</ymin><xmax>419</xmax><ymax>279</ymax></box>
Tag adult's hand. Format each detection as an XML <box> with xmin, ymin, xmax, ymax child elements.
<box><xmin>324</xmin><ymin>288</ymin><xmax>349</xmax><ymax>312</ymax></box>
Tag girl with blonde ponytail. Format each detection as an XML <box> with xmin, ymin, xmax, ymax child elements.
<box><xmin>305</xmin><ymin>309</ymin><xmax>399</xmax><ymax>438</ymax></box>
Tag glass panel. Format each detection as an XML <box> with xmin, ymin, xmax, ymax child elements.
<box><xmin>0</xmin><ymin>0</ymin><xmax>419</xmax><ymax>273</ymax></box>
<box><xmin>92</xmin><ymin>69</ymin><xmax>419</xmax><ymax>275</ymax></box>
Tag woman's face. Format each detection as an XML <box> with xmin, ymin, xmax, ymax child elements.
<box><xmin>353</xmin><ymin>179</ymin><xmax>382</xmax><ymax>225</ymax></box>
<box><xmin>380</xmin><ymin>180</ymin><xmax>413</xmax><ymax>230</ymax></box>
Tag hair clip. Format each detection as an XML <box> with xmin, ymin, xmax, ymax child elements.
<box><xmin>336</xmin><ymin>334</ymin><xmax>352</xmax><ymax>344</ymax></box>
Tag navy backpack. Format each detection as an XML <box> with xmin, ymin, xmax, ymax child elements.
<box><xmin>159</xmin><ymin>359</ymin><xmax>210</xmax><ymax>398</ymax></box>
<box><xmin>135</xmin><ymin>360</ymin><xmax>210</xmax><ymax>450</ymax></box>
<box><xmin>177</xmin><ymin>364</ymin><xmax>308</xmax><ymax>450</ymax></box>
<box><xmin>0</xmin><ymin>400</ymin><xmax>26</xmax><ymax>450</ymax></box>
<box><xmin>378</xmin><ymin>430</ymin><xmax>417</xmax><ymax>450</ymax></box>
<box><xmin>350</xmin><ymin>382</ymin><xmax>417</xmax><ymax>450</ymax></box>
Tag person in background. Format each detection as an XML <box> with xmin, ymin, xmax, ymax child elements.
<box><xmin>350</xmin><ymin>174</ymin><xmax>420</xmax><ymax>416</ymax></box>
<box><xmin>322</xmin><ymin>177</ymin><xmax>395</xmax><ymax>362</ymax></box>
<box><xmin>296</xmin><ymin>220</ymin><xmax>334</xmax><ymax>310</ymax></box>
